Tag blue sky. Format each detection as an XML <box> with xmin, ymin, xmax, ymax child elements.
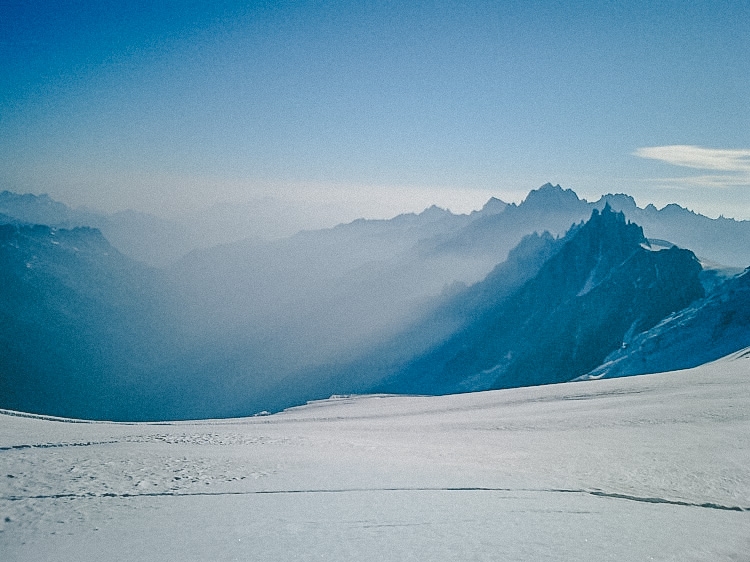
<box><xmin>1</xmin><ymin>0</ymin><xmax>749</xmax><ymax>221</ymax></box>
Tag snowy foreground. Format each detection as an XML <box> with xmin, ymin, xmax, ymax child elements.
<box><xmin>2</xmin><ymin>352</ymin><xmax>750</xmax><ymax>561</ymax></box>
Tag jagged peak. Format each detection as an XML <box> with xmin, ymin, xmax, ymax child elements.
<box><xmin>586</xmin><ymin>203</ymin><xmax>631</xmax><ymax>229</ymax></box>
<box><xmin>558</xmin><ymin>204</ymin><xmax>647</xmax><ymax>264</ymax></box>
<box><xmin>598</xmin><ymin>201</ymin><xmax>621</xmax><ymax>217</ymax></box>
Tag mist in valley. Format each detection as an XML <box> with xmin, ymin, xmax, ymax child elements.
<box><xmin>3</xmin><ymin>184</ymin><xmax>750</xmax><ymax>421</ymax></box>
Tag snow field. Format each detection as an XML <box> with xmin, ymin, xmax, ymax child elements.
<box><xmin>1</xmin><ymin>350</ymin><xmax>750</xmax><ymax>561</ymax></box>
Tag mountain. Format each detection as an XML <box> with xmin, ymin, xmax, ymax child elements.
<box><xmin>595</xmin><ymin>193</ymin><xmax>750</xmax><ymax>267</ymax></box>
<box><xmin>167</xmin><ymin>203</ymin><xmax>491</xmax><ymax>370</ymax></box>
<box><xmin>167</xmin><ymin>185</ymin><xmax>608</xmax><ymax>388</ymax></box>
<box><xmin>0</xmin><ymin>223</ymin><xmax>183</xmax><ymax>420</ymax></box>
<box><xmin>0</xmin><ymin>220</ymin><xmax>348</xmax><ymax>421</ymax></box>
<box><xmin>2</xmin><ymin>183</ymin><xmax>749</xmax><ymax>421</ymax></box>
<box><xmin>436</xmin><ymin>184</ymin><xmax>750</xmax><ymax>268</ymax></box>
<box><xmin>259</xmin><ymin>230</ymin><xmax>564</xmax><ymax>410</ymax></box>
<box><xmin>0</xmin><ymin>191</ymin><xmax>85</xmax><ymax>225</ymax></box>
<box><xmin>581</xmin><ymin>266</ymin><xmax>750</xmax><ymax>379</ymax></box>
<box><xmin>0</xmin><ymin>190</ymin><xmax>194</xmax><ymax>266</ymax></box>
<box><xmin>375</xmin><ymin>206</ymin><xmax>705</xmax><ymax>394</ymax></box>
<box><xmin>430</xmin><ymin>183</ymin><xmax>589</xmax><ymax>260</ymax></box>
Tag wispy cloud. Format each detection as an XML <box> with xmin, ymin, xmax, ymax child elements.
<box><xmin>635</xmin><ymin>146</ymin><xmax>750</xmax><ymax>172</ymax></box>
<box><xmin>634</xmin><ymin>146</ymin><xmax>750</xmax><ymax>189</ymax></box>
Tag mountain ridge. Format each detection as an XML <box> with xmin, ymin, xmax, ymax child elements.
<box><xmin>1</xmin><ymin>184</ymin><xmax>749</xmax><ymax>420</ymax></box>
<box><xmin>374</xmin><ymin>205</ymin><xmax>705</xmax><ymax>394</ymax></box>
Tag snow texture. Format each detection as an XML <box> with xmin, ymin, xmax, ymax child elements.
<box><xmin>1</xmin><ymin>350</ymin><xmax>750</xmax><ymax>561</ymax></box>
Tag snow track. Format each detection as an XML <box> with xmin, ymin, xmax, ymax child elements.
<box><xmin>2</xmin><ymin>352</ymin><xmax>750</xmax><ymax>561</ymax></box>
<box><xmin>5</xmin><ymin>486</ymin><xmax>749</xmax><ymax>513</ymax></box>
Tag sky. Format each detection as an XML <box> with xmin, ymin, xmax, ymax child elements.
<box><xmin>1</xmin><ymin>0</ymin><xmax>749</xmax><ymax>223</ymax></box>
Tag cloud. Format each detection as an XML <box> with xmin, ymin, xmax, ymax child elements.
<box><xmin>634</xmin><ymin>146</ymin><xmax>750</xmax><ymax>172</ymax></box>
<box><xmin>634</xmin><ymin>145</ymin><xmax>750</xmax><ymax>189</ymax></box>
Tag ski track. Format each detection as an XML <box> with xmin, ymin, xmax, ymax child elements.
<box><xmin>3</xmin><ymin>486</ymin><xmax>748</xmax><ymax>513</ymax></box>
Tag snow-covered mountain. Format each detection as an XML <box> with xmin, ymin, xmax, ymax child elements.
<box><xmin>369</xmin><ymin>206</ymin><xmax>705</xmax><ymax>394</ymax></box>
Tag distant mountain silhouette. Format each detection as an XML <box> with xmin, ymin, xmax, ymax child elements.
<box><xmin>0</xmin><ymin>190</ymin><xmax>193</xmax><ymax>266</ymax></box>
<box><xmin>435</xmin><ymin>183</ymin><xmax>750</xmax><ymax>268</ymax></box>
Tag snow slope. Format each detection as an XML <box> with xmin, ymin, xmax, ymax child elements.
<box><xmin>2</xmin><ymin>350</ymin><xmax>750</xmax><ymax>561</ymax></box>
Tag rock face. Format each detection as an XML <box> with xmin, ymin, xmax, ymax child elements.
<box><xmin>381</xmin><ymin>206</ymin><xmax>705</xmax><ymax>394</ymax></box>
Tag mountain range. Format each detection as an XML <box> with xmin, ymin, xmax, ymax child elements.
<box><xmin>1</xmin><ymin>184</ymin><xmax>750</xmax><ymax>420</ymax></box>
<box><xmin>370</xmin><ymin>206</ymin><xmax>705</xmax><ymax>395</ymax></box>
<box><xmin>0</xmin><ymin>190</ymin><xmax>349</xmax><ymax>267</ymax></box>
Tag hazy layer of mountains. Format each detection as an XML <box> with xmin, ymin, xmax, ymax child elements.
<box><xmin>0</xmin><ymin>191</ymin><xmax>345</xmax><ymax>267</ymax></box>
<box><xmin>372</xmin><ymin>206</ymin><xmax>705</xmax><ymax>395</ymax></box>
<box><xmin>2</xmin><ymin>184</ymin><xmax>749</xmax><ymax>420</ymax></box>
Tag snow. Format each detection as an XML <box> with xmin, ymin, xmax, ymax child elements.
<box><xmin>2</xmin><ymin>351</ymin><xmax>750</xmax><ymax>561</ymax></box>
